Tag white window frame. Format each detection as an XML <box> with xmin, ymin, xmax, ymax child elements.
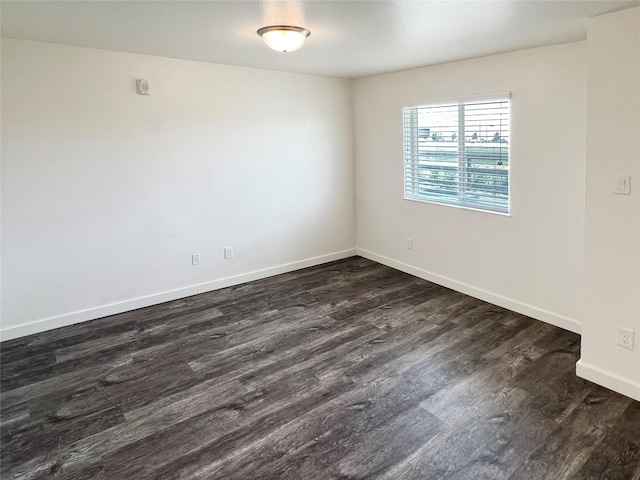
<box><xmin>403</xmin><ymin>93</ymin><xmax>511</xmax><ymax>215</ymax></box>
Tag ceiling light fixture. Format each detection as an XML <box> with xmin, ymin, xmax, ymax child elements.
<box><xmin>257</xmin><ymin>25</ymin><xmax>310</xmax><ymax>53</ymax></box>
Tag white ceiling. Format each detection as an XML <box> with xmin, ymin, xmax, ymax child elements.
<box><xmin>1</xmin><ymin>0</ymin><xmax>638</xmax><ymax>79</ymax></box>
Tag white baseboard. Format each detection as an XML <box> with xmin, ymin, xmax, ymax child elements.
<box><xmin>356</xmin><ymin>248</ymin><xmax>582</xmax><ymax>335</ymax></box>
<box><xmin>576</xmin><ymin>359</ymin><xmax>640</xmax><ymax>402</ymax></box>
<box><xmin>0</xmin><ymin>249</ymin><xmax>357</xmax><ymax>341</ymax></box>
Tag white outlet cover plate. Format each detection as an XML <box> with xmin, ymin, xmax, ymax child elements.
<box><xmin>617</xmin><ymin>327</ymin><xmax>634</xmax><ymax>350</ymax></box>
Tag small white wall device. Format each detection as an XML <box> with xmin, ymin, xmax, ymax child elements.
<box><xmin>136</xmin><ymin>79</ymin><xmax>150</xmax><ymax>95</ymax></box>
<box><xmin>613</xmin><ymin>174</ymin><xmax>631</xmax><ymax>195</ymax></box>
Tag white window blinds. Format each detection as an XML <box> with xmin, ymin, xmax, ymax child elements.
<box><xmin>403</xmin><ymin>97</ymin><xmax>510</xmax><ymax>214</ymax></box>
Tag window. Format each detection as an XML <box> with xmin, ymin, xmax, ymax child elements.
<box><xmin>403</xmin><ymin>96</ymin><xmax>510</xmax><ymax>214</ymax></box>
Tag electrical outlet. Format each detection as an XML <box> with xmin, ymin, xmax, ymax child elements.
<box><xmin>224</xmin><ymin>247</ymin><xmax>233</xmax><ymax>260</ymax></box>
<box><xmin>406</xmin><ymin>237</ymin><xmax>413</xmax><ymax>250</ymax></box>
<box><xmin>617</xmin><ymin>327</ymin><xmax>634</xmax><ymax>350</ymax></box>
<box><xmin>192</xmin><ymin>253</ymin><xmax>201</xmax><ymax>265</ymax></box>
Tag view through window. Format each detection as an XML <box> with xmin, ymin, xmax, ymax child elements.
<box><xmin>403</xmin><ymin>96</ymin><xmax>510</xmax><ymax>214</ymax></box>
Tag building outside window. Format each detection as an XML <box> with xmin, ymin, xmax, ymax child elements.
<box><xmin>403</xmin><ymin>95</ymin><xmax>510</xmax><ymax>214</ymax></box>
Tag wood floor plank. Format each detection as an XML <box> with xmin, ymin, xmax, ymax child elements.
<box><xmin>507</xmin><ymin>387</ymin><xmax>632</xmax><ymax>480</ymax></box>
<box><xmin>143</xmin><ymin>373</ymin><xmax>356</xmax><ymax>480</ymax></box>
<box><xmin>570</xmin><ymin>433</ymin><xmax>640</xmax><ymax>480</ymax></box>
<box><xmin>2</xmin><ymin>257</ymin><xmax>638</xmax><ymax>480</ymax></box>
<box><xmin>183</xmin><ymin>374</ymin><xmax>440</xmax><ymax>480</ymax></box>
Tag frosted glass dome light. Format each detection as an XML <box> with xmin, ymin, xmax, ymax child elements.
<box><xmin>257</xmin><ymin>25</ymin><xmax>310</xmax><ymax>53</ymax></box>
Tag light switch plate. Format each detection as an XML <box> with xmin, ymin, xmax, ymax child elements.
<box><xmin>613</xmin><ymin>174</ymin><xmax>631</xmax><ymax>195</ymax></box>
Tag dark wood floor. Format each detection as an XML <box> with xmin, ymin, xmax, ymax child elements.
<box><xmin>1</xmin><ymin>257</ymin><xmax>639</xmax><ymax>480</ymax></box>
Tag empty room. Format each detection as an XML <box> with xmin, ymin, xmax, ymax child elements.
<box><xmin>1</xmin><ymin>0</ymin><xmax>639</xmax><ymax>478</ymax></box>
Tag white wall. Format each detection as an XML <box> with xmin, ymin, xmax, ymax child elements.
<box><xmin>577</xmin><ymin>7</ymin><xmax>640</xmax><ymax>401</ymax></box>
<box><xmin>0</xmin><ymin>39</ymin><xmax>355</xmax><ymax>339</ymax></box>
<box><xmin>353</xmin><ymin>42</ymin><xmax>587</xmax><ymax>334</ymax></box>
